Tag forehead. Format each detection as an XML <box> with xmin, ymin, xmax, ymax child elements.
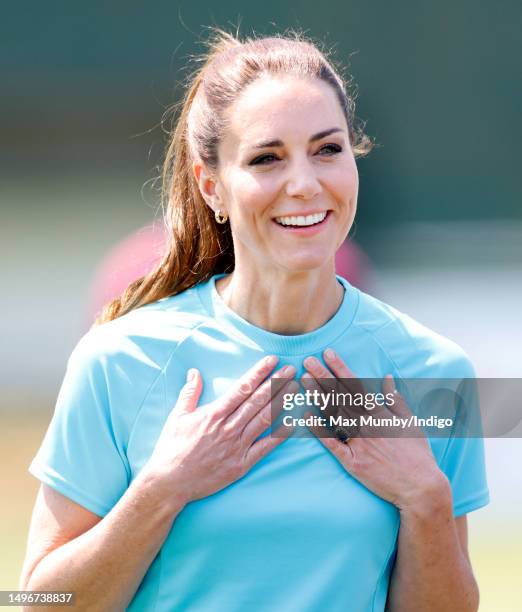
<box><xmin>221</xmin><ymin>75</ymin><xmax>346</xmax><ymax>152</ymax></box>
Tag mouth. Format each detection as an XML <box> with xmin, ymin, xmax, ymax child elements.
<box><xmin>272</xmin><ymin>210</ymin><xmax>331</xmax><ymax>234</ymax></box>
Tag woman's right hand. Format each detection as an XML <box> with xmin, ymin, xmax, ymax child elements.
<box><xmin>142</xmin><ymin>355</ymin><xmax>298</xmax><ymax>508</ymax></box>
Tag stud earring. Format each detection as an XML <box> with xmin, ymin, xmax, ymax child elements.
<box><xmin>215</xmin><ymin>209</ymin><xmax>228</xmax><ymax>224</ymax></box>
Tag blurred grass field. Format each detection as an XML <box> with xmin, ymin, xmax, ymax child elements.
<box><xmin>1</xmin><ymin>412</ymin><xmax>521</xmax><ymax>611</ymax></box>
<box><xmin>1</xmin><ymin>414</ymin><xmax>45</xmax><ymax>595</ymax></box>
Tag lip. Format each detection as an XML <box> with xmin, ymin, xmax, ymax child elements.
<box><xmin>271</xmin><ymin>210</ymin><xmax>332</xmax><ymax>236</ymax></box>
<box><xmin>272</xmin><ymin>209</ymin><xmax>330</xmax><ymax>219</ymax></box>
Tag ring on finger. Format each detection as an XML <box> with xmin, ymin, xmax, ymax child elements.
<box><xmin>334</xmin><ymin>426</ymin><xmax>351</xmax><ymax>444</ymax></box>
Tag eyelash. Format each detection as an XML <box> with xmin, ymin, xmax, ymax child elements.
<box><xmin>249</xmin><ymin>143</ymin><xmax>343</xmax><ymax>166</ymax></box>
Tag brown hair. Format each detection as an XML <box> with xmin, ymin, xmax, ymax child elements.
<box><xmin>95</xmin><ymin>28</ymin><xmax>373</xmax><ymax>325</ymax></box>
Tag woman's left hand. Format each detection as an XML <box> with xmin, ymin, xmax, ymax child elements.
<box><xmin>301</xmin><ymin>349</ymin><xmax>450</xmax><ymax>511</ymax></box>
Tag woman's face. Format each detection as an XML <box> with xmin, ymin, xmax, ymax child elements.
<box><xmin>201</xmin><ymin>74</ymin><xmax>359</xmax><ymax>275</ymax></box>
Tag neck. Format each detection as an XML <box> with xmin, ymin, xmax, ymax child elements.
<box><xmin>215</xmin><ymin>262</ymin><xmax>344</xmax><ymax>335</ymax></box>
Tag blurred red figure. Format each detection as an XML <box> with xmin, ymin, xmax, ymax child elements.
<box><xmin>88</xmin><ymin>223</ymin><xmax>372</xmax><ymax>323</ymax></box>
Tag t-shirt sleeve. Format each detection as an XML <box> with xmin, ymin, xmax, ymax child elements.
<box><xmin>437</xmin><ymin>357</ymin><xmax>490</xmax><ymax>517</ymax></box>
<box><xmin>28</xmin><ymin>333</ymin><xmax>131</xmax><ymax>517</ymax></box>
<box><xmin>439</xmin><ymin>435</ymin><xmax>489</xmax><ymax>517</ymax></box>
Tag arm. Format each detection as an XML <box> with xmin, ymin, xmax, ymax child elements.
<box><xmin>22</xmin><ymin>356</ymin><xmax>297</xmax><ymax>611</ymax></box>
<box><xmin>301</xmin><ymin>350</ymin><xmax>482</xmax><ymax>612</ymax></box>
<box><xmin>20</xmin><ymin>473</ymin><xmax>183</xmax><ymax>612</ymax></box>
<box><xmin>386</xmin><ymin>483</ymin><xmax>479</xmax><ymax>612</ymax></box>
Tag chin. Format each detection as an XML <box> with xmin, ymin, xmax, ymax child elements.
<box><xmin>277</xmin><ymin>252</ymin><xmax>333</xmax><ymax>274</ymax></box>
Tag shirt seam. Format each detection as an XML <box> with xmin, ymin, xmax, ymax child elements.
<box><xmin>371</xmin><ymin>517</ymin><xmax>399</xmax><ymax>611</ymax></box>
<box><xmin>359</xmin><ymin>321</ymin><xmax>489</xmax><ymax>517</ymax></box>
<box><xmin>357</xmin><ymin>321</ymin><xmax>482</xmax><ymax>465</ymax></box>
<box><xmin>354</xmin><ymin>319</ymin><xmax>460</xmax><ymax>412</ymax></box>
<box><xmin>437</xmin><ymin>390</ymin><xmax>480</xmax><ymax>469</ymax></box>
<box><xmin>125</xmin><ymin>321</ymin><xmax>210</xmax><ymax>455</ymax></box>
<box><xmin>357</xmin><ymin>320</ymin><xmax>410</xmax><ymax>375</ymax></box>
<box><xmin>355</xmin><ymin>323</ymin><xmax>409</xmax><ymax>401</ymax></box>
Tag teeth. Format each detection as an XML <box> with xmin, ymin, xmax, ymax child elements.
<box><xmin>275</xmin><ymin>211</ymin><xmax>327</xmax><ymax>226</ymax></box>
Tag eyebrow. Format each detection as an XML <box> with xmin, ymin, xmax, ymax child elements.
<box><xmin>252</xmin><ymin>127</ymin><xmax>345</xmax><ymax>149</ymax></box>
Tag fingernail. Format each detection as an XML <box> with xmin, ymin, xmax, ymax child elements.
<box><xmin>304</xmin><ymin>357</ymin><xmax>318</xmax><ymax>368</ymax></box>
<box><xmin>385</xmin><ymin>374</ymin><xmax>398</xmax><ymax>394</ymax></box>
<box><xmin>280</xmin><ymin>365</ymin><xmax>296</xmax><ymax>376</ymax></box>
<box><xmin>265</xmin><ymin>355</ymin><xmax>278</xmax><ymax>367</ymax></box>
<box><xmin>187</xmin><ymin>368</ymin><xmax>197</xmax><ymax>382</ymax></box>
<box><xmin>325</xmin><ymin>348</ymin><xmax>336</xmax><ymax>360</ymax></box>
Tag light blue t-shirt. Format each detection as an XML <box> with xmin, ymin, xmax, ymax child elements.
<box><xmin>29</xmin><ymin>274</ymin><xmax>489</xmax><ymax>611</ymax></box>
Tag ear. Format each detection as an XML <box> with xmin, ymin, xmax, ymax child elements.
<box><xmin>192</xmin><ymin>160</ymin><xmax>223</xmax><ymax>215</ymax></box>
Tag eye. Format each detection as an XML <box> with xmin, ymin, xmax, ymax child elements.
<box><xmin>249</xmin><ymin>153</ymin><xmax>280</xmax><ymax>166</ymax></box>
<box><xmin>317</xmin><ymin>143</ymin><xmax>343</xmax><ymax>156</ymax></box>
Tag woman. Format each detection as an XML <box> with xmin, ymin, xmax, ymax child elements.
<box><xmin>21</xmin><ymin>30</ymin><xmax>488</xmax><ymax>611</ymax></box>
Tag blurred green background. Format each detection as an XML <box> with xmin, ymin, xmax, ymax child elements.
<box><xmin>1</xmin><ymin>2</ymin><xmax>521</xmax><ymax>610</ymax></box>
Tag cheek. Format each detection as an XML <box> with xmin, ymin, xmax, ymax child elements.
<box><xmin>330</xmin><ymin>162</ymin><xmax>359</xmax><ymax>205</ymax></box>
<box><xmin>229</xmin><ymin>171</ymin><xmax>280</xmax><ymax>216</ymax></box>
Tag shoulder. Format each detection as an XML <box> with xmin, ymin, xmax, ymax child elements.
<box><xmin>70</xmin><ymin>285</ymin><xmax>211</xmax><ymax>380</ymax></box>
<box><xmin>352</xmin><ymin>288</ymin><xmax>475</xmax><ymax>379</ymax></box>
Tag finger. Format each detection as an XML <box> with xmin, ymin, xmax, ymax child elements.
<box><xmin>302</xmin><ymin>356</ymin><xmax>335</xmax><ymax>393</ymax></box>
<box><xmin>321</xmin><ymin>349</ymin><xmax>371</xmax><ymax>409</ymax></box>
<box><xmin>322</xmin><ymin>348</ymin><xmax>357</xmax><ymax>379</ymax></box>
<box><xmin>175</xmin><ymin>368</ymin><xmax>203</xmax><ymax>414</ymax></box>
<box><xmin>304</xmin><ymin>410</ymin><xmax>354</xmax><ymax>464</ymax></box>
<box><xmin>244</xmin><ymin>421</ymin><xmax>293</xmax><ymax>468</ymax></box>
<box><xmin>242</xmin><ymin>379</ymin><xmax>300</xmax><ymax>444</ymax></box>
<box><xmin>300</xmin><ymin>370</ymin><xmax>324</xmax><ymax>397</ymax></box>
<box><xmin>301</xmin><ymin>371</ymin><xmax>358</xmax><ymax>433</ymax></box>
<box><xmin>215</xmin><ymin>355</ymin><xmax>279</xmax><ymax>418</ymax></box>
<box><xmin>302</xmin><ymin>354</ymin><xmax>366</xmax><ymax>399</ymax></box>
<box><xmin>228</xmin><ymin>364</ymin><xmax>297</xmax><ymax>430</ymax></box>
<box><xmin>300</xmin><ymin>372</ymin><xmax>345</xmax><ymax>423</ymax></box>
<box><xmin>303</xmin><ymin>403</ymin><xmax>353</xmax><ymax>444</ymax></box>
<box><xmin>228</xmin><ymin>365</ymin><xmax>296</xmax><ymax>428</ymax></box>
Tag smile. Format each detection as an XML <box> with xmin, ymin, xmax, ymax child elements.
<box><xmin>274</xmin><ymin>211</ymin><xmax>328</xmax><ymax>227</ymax></box>
<box><xmin>272</xmin><ymin>210</ymin><xmax>332</xmax><ymax>236</ymax></box>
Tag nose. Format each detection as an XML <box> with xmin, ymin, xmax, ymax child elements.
<box><xmin>284</xmin><ymin>158</ymin><xmax>322</xmax><ymax>200</ymax></box>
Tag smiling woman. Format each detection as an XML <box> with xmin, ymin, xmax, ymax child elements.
<box><xmin>22</xmin><ymin>28</ymin><xmax>487</xmax><ymax>612</ymax></box>
<box><xmin>194</xmin><ymin>72</ymin><xmax>360</xmax><ymax>329</ymax></box>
